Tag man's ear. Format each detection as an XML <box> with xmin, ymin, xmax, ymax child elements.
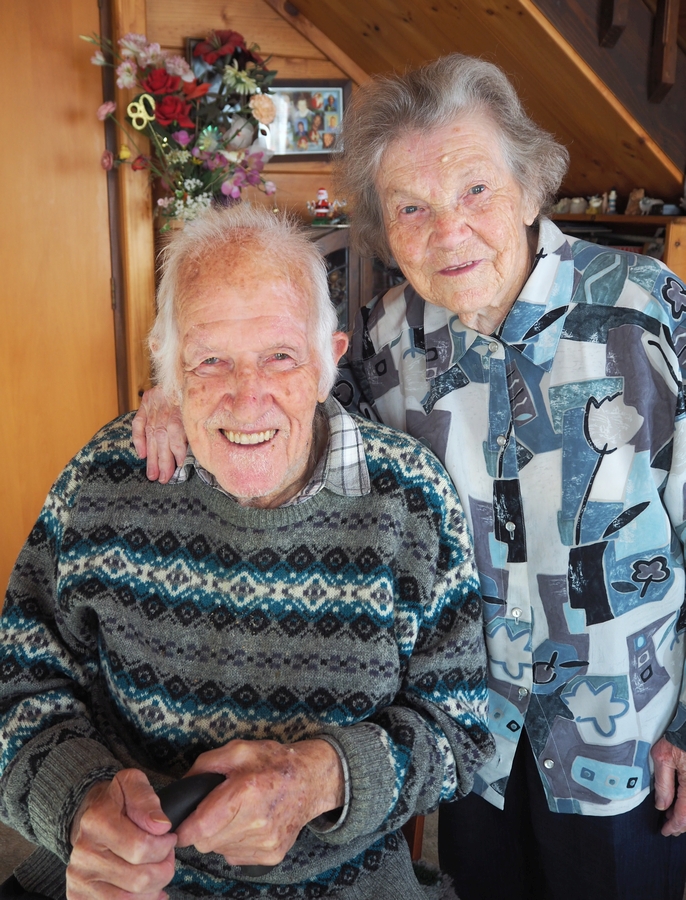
<box><xmin>332</xmin><ymin>330</ymin><xmax>349</xmax><ymax>366</ymax></box>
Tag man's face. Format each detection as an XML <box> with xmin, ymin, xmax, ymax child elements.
<box><xmin>178</xmin><ymin>253</ymin><xmax>340</xmax><ymax>508</ymax></box>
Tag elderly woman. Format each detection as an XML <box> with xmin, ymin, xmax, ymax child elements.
<box><xmin>0</xmin><ymin>204</ymin><xmax>493</xmax><ymax>900</ymax></box>
<box><xmin>133</xmin><ymin>55</ymin><xmax>686</xmax><ymax>900</ymax></box>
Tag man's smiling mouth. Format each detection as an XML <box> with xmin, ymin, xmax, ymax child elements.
<box><xmin>221</xmin><ymin>429</ymin><xmax>277</xmax><ymax>445</ymax></box>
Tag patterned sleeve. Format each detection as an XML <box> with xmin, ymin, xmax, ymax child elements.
<box><xmin>0</xmin><ymin>430</ymin><xmax>124</xmax><ymax>863</ymax></box>
<box><xmin>311</xmin><ymin>425</ymin><xmax>494</xmax><ymax>845</ymax></box>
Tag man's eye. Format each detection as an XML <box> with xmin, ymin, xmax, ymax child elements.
<box><xmin>469</xmin><ymin>184</ymin><xmax>486</xmax><ymax>195</ymax></box>
<box><xmin>202</xmin><ymin>357</ymin><xmax>220</xmax><ymax>365</ymax></box>
<box><xmin>401</xmin><ymin>205</ymin><xmax>419</xmax><ymax>215</ymax></box>
<box><xmin>271</xmin><ymin>353</ymin><xmax>292</xmax><ymax>362</ymax></box>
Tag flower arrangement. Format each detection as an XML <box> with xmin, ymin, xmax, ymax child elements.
<box><xmin>82</xmin><ymin>29</ymin><xmax>278</xmax><ymax>226</ymax></box>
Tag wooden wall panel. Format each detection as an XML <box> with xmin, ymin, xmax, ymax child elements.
<box><xmin>291</xmin><ymin>0</ymin><xmax>683</xmax><ymax>203</ymax></box>
<box><xmin>0</xmin><ymin>0</ymin><xmax>118</xmax><ymax>596</ymax></box>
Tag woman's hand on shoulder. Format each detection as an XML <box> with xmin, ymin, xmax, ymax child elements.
<box><xmin>132</xmin><ymin>385</ymin><xmax>188</xmax><ymax>483</ymax></box>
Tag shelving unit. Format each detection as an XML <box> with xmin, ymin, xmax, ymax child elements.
<box><xmin>552</xmin><ymin>214</ymin><xmax>686</xmax><ymax>282</ymax></box>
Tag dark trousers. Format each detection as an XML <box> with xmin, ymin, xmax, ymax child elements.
<box><xmin>439</xmin><ymin>730</ymin><xmax>686</xmax><ymax>900</ymax></box>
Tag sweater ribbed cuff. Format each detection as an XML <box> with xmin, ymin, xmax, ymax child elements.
<box><xmin>28</xmin><ymin>737</ymin><xmax>122</xmax><ymax>862</ymax></box>
<box><xmin>311</xmin><ymin>723</ymin><xmax>396</xmax><ymax>844</ymax></box>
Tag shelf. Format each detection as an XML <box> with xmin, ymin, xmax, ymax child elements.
<box><xmin>552</xmin><ymin>214</ymin><xmax>685</xmax><ymax>225</ymax></box>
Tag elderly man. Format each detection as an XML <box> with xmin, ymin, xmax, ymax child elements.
<box><xmin>132</xmin><ymin>55</ymin><xmax>686</xmax><ymax>900</ymax></box>
<box><xmin>0</xmin><ymin>204</ymin><xmax>493</xmax><ymax>900</ymax></box>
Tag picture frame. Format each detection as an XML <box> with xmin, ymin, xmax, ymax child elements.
<box><xmin>263</xmin><ymin>80</ymin><xmax>351</xmax><ymax>161</ymax></box>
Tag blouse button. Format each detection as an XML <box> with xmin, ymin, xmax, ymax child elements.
<box><xmin>496</xmin><ymin>434</ymin><xmax>507</xmax><ymax>447</ymax></box>
<box><xmin>543</xmin><ymin>759</ymin><xmax>555</xmax><ymax>769</ymax></box>
<box><xmin>488</xmin><ymin>341</ymin><xmax>499</xmax><ymax>353</ymax></box>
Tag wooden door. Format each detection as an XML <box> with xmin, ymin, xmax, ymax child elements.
<box><xmin>0</xmin><ymin>0</ymin><xmax>119</xmax><ymax>596</ymax></box>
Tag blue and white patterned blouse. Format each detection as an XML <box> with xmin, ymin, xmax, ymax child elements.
<box><xmin>335</xmin><ymin>217</ymin><xmax>686</xmax><ymax>816</ymax></box>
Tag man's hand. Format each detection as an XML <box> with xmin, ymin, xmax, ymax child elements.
<box><xmin>132</xmin><ymin>386</ymin><xmax>187</xmax><ymax>483</ymax></box>
<box><xmin>652</xmin><ymin>736</ymin><xmax>686</xmax><ymax>835</ymax></box>
<box><xmin>175</xmin><ymin>739</ymin><xmax>344</xmax><ymax>868</ymax></box>
<box><xmin>66</xmin><ymin>769</ymin><xmax>177</xmax><ymax>900</ymax></box>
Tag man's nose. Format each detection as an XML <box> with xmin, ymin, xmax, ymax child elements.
<box><xmin>224</xmin><ymin>367</ymin><xmax>265</xmax><ymax>417</ymax></box>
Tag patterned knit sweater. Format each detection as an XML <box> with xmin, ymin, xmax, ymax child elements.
<box><xmin>0</xmin><ymin>413</ymin><xmax>493</xmax><ymax>899</ymax></box>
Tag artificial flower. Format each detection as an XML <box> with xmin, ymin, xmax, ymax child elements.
<box><xmin>264</xmin><ymin>181</ymin><xmax>277</xmax><ymax>195</ymax></box>
<box><xmin>249</xmin><ymin>93</ymin><xmax>276</xmax><ymax>125</ymax></box>
<box><xmin>119</xmin><ymin>144</ymin><xmax>131</xmax><ymax>160</ymax></box>
<box><xmin>96</xmin><ymin>101</ymin><xmax>116</xmax><ymax>121</ymax></box>
<box><xmin>91</xmin><ymin>50</ymin><xmax>106</xmax><ymax>66</ymax></box>
<box><xmin>116</xmin><ymin>60</ymin><xmax>137</xmax><ymax>89</ymax></box>
<box><xmin>196</xmin><ymin>126</ymin><xmax>221</xmax><ymax>153</ymax></box>
<box><xmin>100</xmin><ymin>150</ymin><xmax>114</xmax><ymax>171</ymax></box>
<box><xmin>172</xmin><ymin>130</ymin><xmax>191</xmax><ymax>147</ymax></box>
<box><xmin>132</xmin><ymin>155</ymin><xmax>150</xmax><ymax>171</ymax></box>
<box><xmin>221</xmin><ymin>60</ymin><xmax>257</xmax><ymax>95</ymax></box>
<box><xmin>182</xmin><ymin>80</ymin><xmax>211</xmax><ymax>100</ymax></box>
<box><xmin>119</xmin><ymin>33</ymin><xmax>147</xmax><ymax>60</ymax></box>
<box><xmin>193</xmin><ymin>29</ymin><xmax>246</xmax><ymax>65</ymax></box>
<box><xmin>137</xmin><ymin>42</ymin><xmax>166</xmax><ymax>69</ymax></box>
<box><xmin>165</xmin><ymin>55</ymin><xmax>195</xmax><ymax>82</ymax></box>
<box><xmin>155</xmin><ymin>95</ymin><xmax>194</xmax><ymax>128</ymax></box>
<box><xmin>141</xmin><ymin>68</ymin><xmax>180</xmax><ymax>94</ymax></box>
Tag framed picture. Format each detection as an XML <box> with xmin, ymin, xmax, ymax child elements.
<box><xmin>264</xmin><ymin>80</ymin><xmax>351</xmax><ymax>160</ymax></box>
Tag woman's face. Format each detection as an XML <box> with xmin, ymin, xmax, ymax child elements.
<box><xmin>376</xmin><ymin>113</ymin><xmax>538</xmax><ymax>333</ymax></box>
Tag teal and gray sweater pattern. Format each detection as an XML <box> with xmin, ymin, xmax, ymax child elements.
<box><xmin>0</xmin><ymin>413</ymin><xmax>493</xmax><ymax>898</ymax></box>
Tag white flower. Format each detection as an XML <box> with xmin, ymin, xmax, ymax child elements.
<box><xmin>165</xmin><ymin>55</ymin><xmax>195</xmax><ymax>82</ymax></box>
<box><xmin>116</xmin><ymin>60</ymin><xmax>137</xmax><ymax>89</ymax></box>
<box><xmin>222</xmin><ymin>60</ymin><xmax>258</xmax><ymax>95</ymax></box>
<box><xmin>91</xmin><ymin>50</ymin><xmax>106</xmax><ymax>66</ymax></box>
<box><xmin>165</xmin><ymin>149</ymin><xmax>192</xmax><ymax>165</ymax></box>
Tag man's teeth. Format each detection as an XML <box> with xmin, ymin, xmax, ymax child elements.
<box><xmin>223</xmin><ymin>429</ymin><xmax>276</xmax><ymax>445</ymax></box>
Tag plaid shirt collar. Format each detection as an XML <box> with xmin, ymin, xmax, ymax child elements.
<box><xmin>168</xmin><ymin>395</ymin><xmax>370</xmax><ymax>506</ymax></box>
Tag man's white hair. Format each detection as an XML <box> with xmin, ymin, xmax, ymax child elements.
<box><xmin>149</xmin><ymin>204</ymin><xmax>339</xmax><ymax>400</ymax></box>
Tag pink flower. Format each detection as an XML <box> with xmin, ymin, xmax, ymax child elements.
<box><xmin>172</xmin><ymin>130</ymin><xmax>191</xmax><ymax>147</ymax></box>
<box><xmin>221</xmin><ymin>180</ymin><xmax>242</xmax><ymax>199</ymax></box>
<box><xmin>165</xmin><ymin>55</ymin><xmax>195</xmax><ymax>82</ymax></box>
<box><xmin>116</xmin><ymin>60</ymin><xmax>137</xmax><ymax>89</ymax></box>
<box><xmin>100</xmin><ymin>150</ymin><xmax>114</xmax><ymax>171</ymax></box>
<box><xmin>118</xmin><ymin>33</ymin><xmax>147</xmax><ymax>61</ymax></box>
<box><xmin>264</xmin><ymin>181</ymin><xmax>276</xmax><ymax>195</ymax></box>
<box><xmin>137</xmin><ymin>42</ymin><xmax>166</xmax><ymax>69</ymax></box>
<box><xmin>96</xmin><ymin>101</ymin><xmax>116</xmax><ymax>121</ymax></box>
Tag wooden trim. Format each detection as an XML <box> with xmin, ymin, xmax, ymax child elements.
<box><xmin>263</xmin><ymin>0</ymin><xmax>370</xmax><ymax>85</ymax></box>
<box><xmin>401</xmin><ymin>815</ymin><xmax>424</xmax><ymax>861</ymax></box>
<box><xmin>520</xmin><ymin>0</ymin><xmax>683</xmax><ymax>182</ymax></box>
<box><xmin>649</xmin><ymin>0</ymin><xmax>680</xmax><ymax>101</ymax></box>
<box><xmin>112</xmin><ymin>0</ymin><xmax>157</xmax><ymax>410</ymax></box>
<box><xmin>99</xmin><ymin>0</ymin><xmax>129</xmax><ymax>414</ymax></box>
<box><xmin>599</xmin><ymin>0</ymin><xmax>629</xmax><ymax>47</ymax></box>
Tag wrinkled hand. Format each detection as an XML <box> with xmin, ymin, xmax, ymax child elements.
<box><xmin>652</xmin><ymin>736</ymin><xmax>686</xmax><ymax>835</ymax></box>
<box><xmin>66</xmin><ymin>769</ymin><xmax>177</xmax><ymax>900</ymax></box>
<box><xmin>176</xmin><ymin>739</ymin><xmax>344</xmax><ymax>868</ymax></box>
<box><xmin>132</xmin><ymin>385</ymin><xmax>187</xmax><ymax>483</ymax></box>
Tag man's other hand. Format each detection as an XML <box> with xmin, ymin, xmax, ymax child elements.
<box><xmin>132</xmin><ymin>386</ymin><xmax>187</xmax><ymax>483</ymax></box>
<box><xmin>66</xmin><ymin>769</ymin><xmax>177</xmax><ymax>900</ymax></box>
<box><xmin>175</xmin><ymin>739</ymin><xmax>344</xmax><ymax>868</ymax></box>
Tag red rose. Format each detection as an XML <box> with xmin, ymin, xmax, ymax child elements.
<box><xmin>193</xmin><ymin>29</ymin><xmax>246</xmax><ymax>65</ymax></box>
<box><xmin>155</xmin><ymin>95</ymin><xmax>194</xmax><ymax>128</ymax></box>
<box><xmin>132</xmin><ymin>155</ymin><xmax>150</xmax><ymax>171</ymax></box>
<box><xmin>141</xmin><ymin>68</ymin><xmax>181</xmax><ymax>95</ymax></box>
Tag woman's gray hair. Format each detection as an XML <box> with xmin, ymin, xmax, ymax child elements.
<box><xmin>150</xmin><ymin>204</ymin><xmax>339</xmax><ymax>400</ymax></box>
<box><xmin>335</xmin><ymin>53</ymin><xmax>570</xmax><ymax>264</ymax></box>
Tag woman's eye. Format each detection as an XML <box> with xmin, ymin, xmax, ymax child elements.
<box><xmin>401</xmin><ymin>205</ymin><xmax>419</xmax><ymax>215</ymax></box>
<box><xmin>201</xmin><ymin>357</ymin><xmax>220</xmax><ymax>365</ymax></box>
<box><xmin>469</xmin><ymin>184</ymin><xmax>486</xmax><ymax>195</ymax></box>
<box><xmin>271</xmin><ymin>353</ymin><xmax>293</xmax><ymax>362</ymax></box>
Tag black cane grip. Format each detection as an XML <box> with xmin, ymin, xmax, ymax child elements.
<box><xmin>156</xmin><ymin>773</ymin><xmax>275</xmax><ymax>877</ymax></box>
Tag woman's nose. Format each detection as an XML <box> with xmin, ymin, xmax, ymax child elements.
<box><xmin>430</xmin><ymin>206</ymin><xmax>471</xmax><ymax>248</ymax></box>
